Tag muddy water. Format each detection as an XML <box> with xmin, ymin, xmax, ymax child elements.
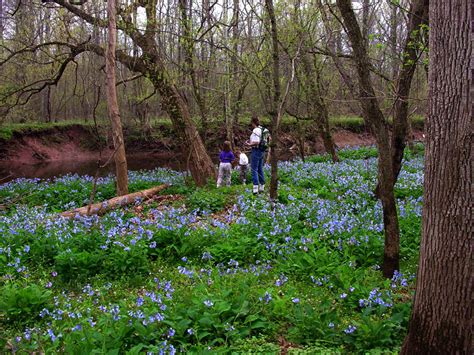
<box><xmin>0</xmin><ymin>153</ymin><xmax>187</xmax><ymax>183</ymax></box>
<box><xmin>0</xmin><ymin>151</ymin><xmax>299</xmax><ymax>183</ymax></box>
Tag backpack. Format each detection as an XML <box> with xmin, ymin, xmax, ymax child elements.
<box><xmin>258</xmin><ymin>126</ymin><xmax>270</xmax><ymax>151</ymax></box>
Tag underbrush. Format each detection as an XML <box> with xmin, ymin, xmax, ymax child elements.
<box><xmin>0</xmin><ymin>147</ymin><xmax>424</xmax><ymax>353</ymax></box>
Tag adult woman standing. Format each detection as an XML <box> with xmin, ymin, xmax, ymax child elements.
<box><xmin>246</xmin><ymin>116</ymin><xmax>266</xmax><ymax>194</ymax></box>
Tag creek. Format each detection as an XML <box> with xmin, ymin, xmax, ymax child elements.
<box><xmin>0</xmin><ymin>153</ymin><xmax>186</xmax><ymax>183</ymax></box>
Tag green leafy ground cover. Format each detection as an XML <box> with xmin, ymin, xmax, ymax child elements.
<box><xmin>0</xmin><ymin>146</ymin><xmax>424</xmax><ymax>353</ymax></box>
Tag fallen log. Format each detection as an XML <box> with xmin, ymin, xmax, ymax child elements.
<box><xmin>60</xmin><ymin>184</ymin><xmax>170</xmax><ymax>218</ymax></box>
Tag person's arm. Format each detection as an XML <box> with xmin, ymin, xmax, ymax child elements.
<box><xmin>229</xmin><ymin>152</ymin><xmax>235</xmax><ymax>165</ymax></box>
<box><xmin>246</xmin><ymin>128</ymin><xmax>261</xmax><ymax>147</ymax></box>
<box><xmin>245</xmin><ymin>138</ymin><xmax>257</xmax><ymax>147</ymax></box>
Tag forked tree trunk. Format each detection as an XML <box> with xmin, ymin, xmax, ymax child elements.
<box><xmin>121</xmin><ymin>5</ymin><xmax>216</xmax><ymax>186</ymax></box>
<box><xmin>372</xmin><ymin>0</ymin><xmax>428</xmax><ymax>199</ymax></box>
<box><xmin>390</xmin><ymin>0</ymin><xmax>429</xmax><ymax>185</ymax></box>
<box><xmin>106</xmin><ymin>0</ymin><xmax>128</xmax><ymax>196</ymax></box>
<box><xmin>377</xmin><ymin>143</ymin><xmax>400</xmax><ymax>277</ymax></box>
<box><xmin>401</xmin><ymin>1</ymin><xmax>472</xmax><ymax>352</ymax></box>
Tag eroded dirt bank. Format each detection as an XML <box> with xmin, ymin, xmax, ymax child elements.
<box><xmin>0</xmin><ymin>124</ymin><xmax>424</xmax><ymax>180</ymax></box>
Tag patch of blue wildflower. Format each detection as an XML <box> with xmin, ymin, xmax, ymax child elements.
<box><xmin>0</xmin><ymin>150</ymin><xmax>424</xmax><ymax>353</ymax></box>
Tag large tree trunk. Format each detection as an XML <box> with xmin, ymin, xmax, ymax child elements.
<box><xmin>400</xmin><ymin>1</ymin><xmax>472</xmax><ymax>353</ymax></box>
<box><xmin>149</xmin><ymin>73</ymin><xmax>215</xmax><ymax>186</ymax></box>
<box><xmin>142</xmin><ymin>1</ymin><xmax>215</xmax><ymax>186</ymax></box>
<box><xmin>336</xmin><ymin>0</ymin><xmax>400</xmax><ymax>278</ymax></box>
<box><xmin>106</xmin><ymin>0</ymin><xmax>128</xmax><ymax>196</ymax></box>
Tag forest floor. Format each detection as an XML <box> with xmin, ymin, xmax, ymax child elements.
<box><xmin>0</xmin><ymin>118</ymin><xmax>425</xmax><ymax>165</ymax></box>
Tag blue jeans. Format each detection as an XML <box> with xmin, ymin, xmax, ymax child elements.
<box><xmin>251</xmin><ymin>148</ymin><xmax>265</xmax><ymax>186</ymax></box>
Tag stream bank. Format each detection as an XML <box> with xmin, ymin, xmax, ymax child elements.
<box><xmin>0</xmin><ymin>123</ymin><xmax>424</xmax><ymax>181</ymax></box>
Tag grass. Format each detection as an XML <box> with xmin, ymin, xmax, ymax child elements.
<box><xmin>0</xmin><ymin>120</ymin><xmax>96</xmax><ymax>140</ymax></box>
<box><xmin>330</xmin><ymin>116</ymin><xmax>366</xmax><ymax>132</ymax></box>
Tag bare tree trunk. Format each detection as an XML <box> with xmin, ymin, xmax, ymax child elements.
<box><xmin>71</xmin><ymin>39</ymin><xmax>216</xmax><ymax>187</ymax></box>
<box><xmin>320</xmin><ymin>114</ymin><xmax>339</xmax><ymax>163</ymax></box>
<box><xmin>0</xmin><ymin>0</ymin><xmax>4</xmax><ymax>41</ymax></box>
<box><xmin>361</xmin><ymin>0</ymin><xmax>370</xmax><ymax>51</ymax></box>
<box><xmin>179</xmin><ymin>0</ymin><xmax>208</xmax><ymax>137</ymax></box>
<box><xmin>221</xmin><ymin>0</ymin><xmax>234</xmax><ymax>148</ymax></box>
<box><xmin>42</xmin><ymin>87</ymin><xmax>52</xmax><ymax>123</ymax></box>
<box><xmin>336</xmin><ymin>0</ymin><xmax>400</xmax><ymax>278</ymax></box>
<box><xmin>265</xmin><ymin>0</ymin><xmax>281</xmax><ymax>202</ymax></box>
<box><xmin>106</xmin><ymin>0</ymin><xmax>128</xmax><ymax>196</ymax></box>
<box><xmin>389</xmin><ymin>0</ymin><xmax>399</xmax><ymax>79</ymax></box>
<box><xmin>231</xmin><ymin>78</ymin><xmax>248</xmax><ymax>127</ymax></box>
<box><xmin>199</xmin><ymin>0</ymin><xmax>212</xmax><ymax>137</ymax></box>
<box><xmin>41</xmin><ymin>10</ymin><xmax>52</xmax><ymax>123</ymax></box>
<box><xmin>230</xmin><ymin>0</ymin><xmax>249</xmax><ymax>126</ymax></box>
<box><xmin>390</xmin><ymin>0</ymin><xmax>429</xmax><ymax>183</ymax></box>
<box><xmin>374</xmin><ymin>0</ymin><xmax>429</xmax><ymax>198</ymax></box>
<box><xmin>292</xmin><ymin>1</ymin><xmax>338</xmax><ymax>163</ymax></box>
<box><xmin>148</xmin><ymin>72</ymin><xmax>216</xmax><ymax>186</ymax></box>
<box><xmin>301</xmin><ymin>55</ymin><xmax>339</xmax><ymax>162</ymax></box>
<box><xmin>401</xmin><ymin>1</ymin><xmax>471</xmax><ymax>352</ymax></box>
<box><xmin>226</xmin><ymin>0</ymin><xmax>240</xmax><ymax>148</ymax></box>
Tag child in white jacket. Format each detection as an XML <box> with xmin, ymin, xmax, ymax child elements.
<box><xmin>235</xmin><ymin>150</ymin><xmax>249</xmax><ymax>184</ymax></box>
